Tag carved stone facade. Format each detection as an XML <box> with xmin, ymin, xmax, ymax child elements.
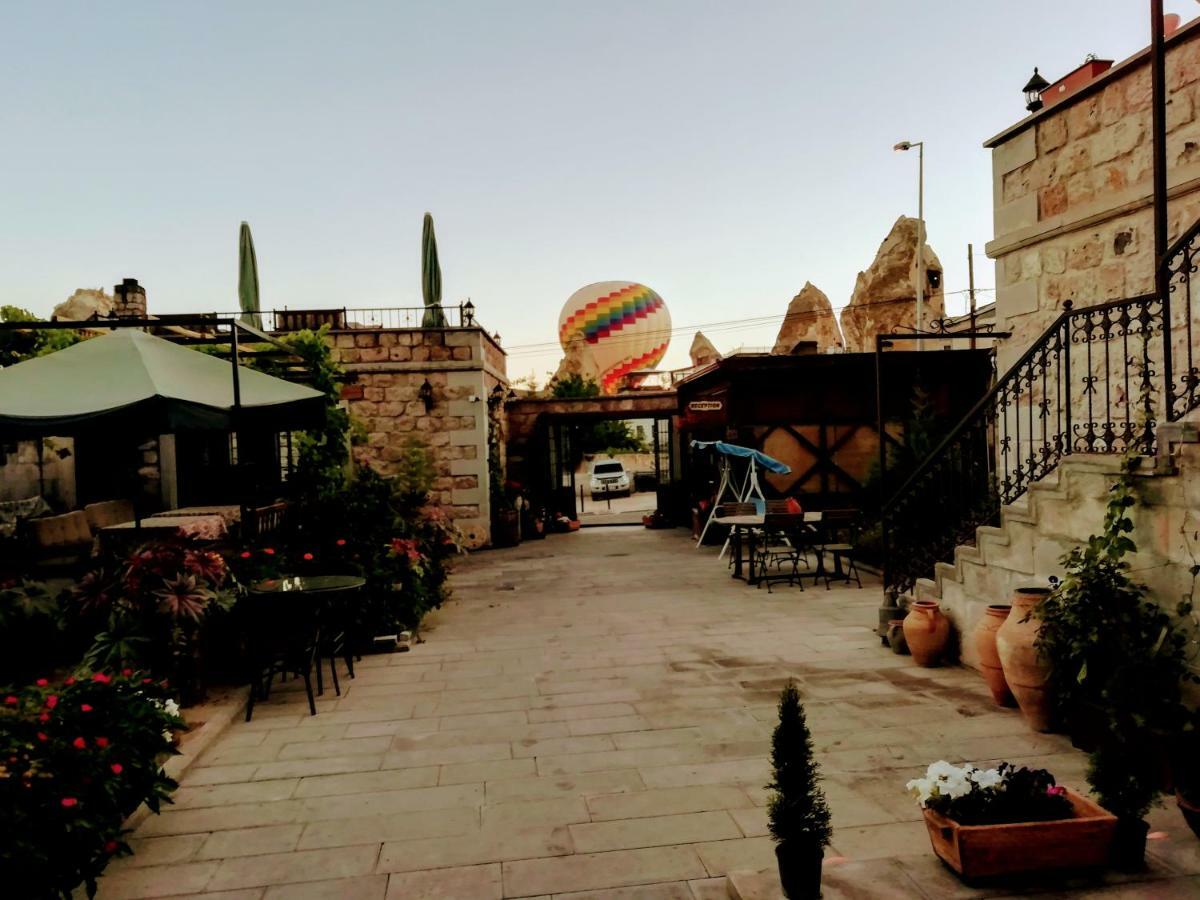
<box><xmin>986</xmin><ymin>20</ymin><xmax>1200</xmax><ymax>372</ymax></box>
<box><xmin>331</xmin><ymin>327</ymin><xmax>507</xmax><ymax>549</ymax></box>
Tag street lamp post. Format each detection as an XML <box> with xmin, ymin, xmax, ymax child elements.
<box><xmin>894</xmin><ymin>140</ymin><xmax>925</xmax><ymax>346</ymax></box>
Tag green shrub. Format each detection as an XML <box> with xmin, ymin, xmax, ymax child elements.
<box><xmin>766</xmin><ymin>682</ymin><xmax>831</xmax><ymax>848</ymax></box>
<box><xmin>0</xmin><ymin>671</ymin><xmax>185</xmax><ymax>898</ymax></box>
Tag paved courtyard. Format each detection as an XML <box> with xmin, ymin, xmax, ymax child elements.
<box><xmin>98</xmin><ymin>528</ymin><xmax>1199</xmax><ymax>899</ymax></box>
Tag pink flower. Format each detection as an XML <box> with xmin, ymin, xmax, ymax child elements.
<box><xmin>239</xmin><ymin>551</ymin><xmax>252</xmax><ymax>559</ymax></box>
<box><xmin>92</xmin><ymin>673</ymin><xmax>111</xmax><ymax>685</ymax></box>
<box><xmin>45</xmin><ymin>695</ymin><xmax>58</xmax><ymax>709</ymax></box>
<box><xmin>38</xmin><ymin>713</ymin><xmax>49</xmax><ymax>723</ymax></box>
<box><xmin>35</xmin><ymin>678</ymin><xmax>48</xmax><ymax>687</ymax></box>
<box><xmin>4</xmin><ymin>695</ymin><xmax>17</xmax><ymax>706</ymax></box>
<box><xmin>80</xmin><ymin>704</ymin><xmax>93</xmax><ymax>713</ymax></box>
<box><xmin>263</xmin><ymin>548</ymin><xmax>275</xmax><ymax>556</ymax></box>
<box><xmin>36</xmin><ymin>732</ymin><xmax>48</xmax><ymax>742</ymax></box>
<box><xmin>302</xmin><ymin>552</ymin><xmax>314</xmax><ymax>561</ymax></box>
<box><xmin>72</xmin><ymin>737</ymin><xmax>86</xmax><ymax>750</ymax></box>
<box><xmin>104</xmin><ymin>840</ymin><xmax>119</xmax><ymax>853</ymax></box>
<box><xmin>95</xmin><ymin>737</ymin><xmax>109</xmax><ymax>748</ymax></box>
<box><xmin>122</xmin><ymin>668</ymin><xmax>133</xmax><ymax>677</ymax></box>
<box><xmin>335</xmin><ymin>538</ymin><xmax>347</xmax><ymax>546</ymax></box>
<box><xmin>64</xmin><ymin>676</ymin><xmax>75</xmax><ymax>686</ymax></box>
<box><xmin>1046</xmin><ymin>785</ymin><xmax>1067</xmax><ymax>797</ymax></box>
<box><xmin>61</xmin><ymin>797</ymin><xmax>78</xmax><ymax>808</ymax></box>
<box><xmin>110</xmin><ymin>763</ymin><xmax>123</xmax><ymax>775</ymax></box>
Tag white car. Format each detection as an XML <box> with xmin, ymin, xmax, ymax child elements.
<box><xmin>589</xmin><ymin>460</ymin><xmax>631</xmax><ymax>499</ymax></box>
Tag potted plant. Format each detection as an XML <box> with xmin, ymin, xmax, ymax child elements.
<box><xmin>766</xmin><ymin>682</ymin><xmax>831</xmax><ymax>899</ymax></box>
<box><xmin>908</xmin><ymin>761</ymin><xmax>1115</xmax><ymax>880</ymax></box>
<box><xmin>1173</xmin><ymin>712</ymin><xmax>1200</xmax><ymax>840</ymax></box>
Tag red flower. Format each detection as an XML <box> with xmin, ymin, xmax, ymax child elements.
<box><xmin>72</xmin><ymin>737</ymin><xmax>86</xmax><ymax>750</ymax></box>
<box><xmin>80</xmin><ymin>704</ymin><xmax>93</xmax><ymax>713</ymax></box>
<box><xmin>142</xmin><ymin>678</ymin><xmax>153</xmax><ymax>684</ymax></box>
<box><xmin>93</xmin><ymin>673</ymin><xmax>111</xmax><ymax>684</ymax></box>
<box><xmin>1046</xmin><ymin>785</ymin><xmax>1067</xmax><ymax>797</ymax></box>
<box><xmin>61</xmin><ymin>797</ymin><xmax>77</xmax><ymax>808</ymax></box>
<box><xmin>38</xmin><ymin>713</ymin><xmax>49</xmax><ymax>723</ymax></box>
<box><xmin>104</xmin><ymin>840</ymin><xmax>118</xmax><ymax>854</ymax></box>
<box><xmin>35</xmin><ymin>678</ymin><xmax>48</xmax><ymax>687</ymax></box>
<box><xmin>95</xmin><ymin>737</ymin><xmax>109</xmax><ymax>748</ymax></box>
<box><xmin>122</xmin><ymin>668</ymin><xmax>133</xmax><ymax>677</ymax></box>
<box><xmin>335</xmin><ymin>538</ymin><xmax>347</xmax><ymax>546</ymax></box>
<box><xmin>64</xmin><ymin>676</ymin><xmax>75</xmax><ymax>685</ymax></box>
<box><xmin>45</xmin><ymin>695</ymin><xmax>58</xmax><ymax>709</ymax></box>
<box><xmin>110</xmin><ymin>763</ymin><xmax>123</xmax><ymax>775</ymax></box>
<box><xmin>263</xmin><ymin>547</ymin><xmax>275</xmax><ymax>556</ymax></box>
<box><xmin>36</xmin><ymin>732</ymin><xmax>48</xmax><ymax>742</ymax></box>
<box><xmin>4</xmin><ymin>696</ymin><xmax>17</xmax><ymax>706</ymax></box>
<box><xmin>302</xmin><ymin>552</ymin><xmax>314</xmax><ymax>561</ymax></box>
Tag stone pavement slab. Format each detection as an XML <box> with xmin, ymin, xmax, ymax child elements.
<box><xmin>96</xmin><ymin>529</ymin><xmax>1200</xmax><ymax>899</ymax></box>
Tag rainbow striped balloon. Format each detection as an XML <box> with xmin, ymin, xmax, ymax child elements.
<box><xmin>558</xmin><ymin>281</ymin><xmax>671</xmax><ymax>394</ymax></box>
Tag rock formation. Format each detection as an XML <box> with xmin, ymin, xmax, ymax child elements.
<box><xmin>550</xmin><ymin>333</ymin><xmax>601</xmax><ymax>386</ymax></box>
<box><xmin>772</xmin><ymin>281</ymin><xmax>843</xmax><ymax>354</ymax></box>
<box><xmin>840</xmin><ymin>216</ymin><xmax>945</xmax><ymax>352</ymax></box>
<box><xmin>689</xmin><ymin>331</ymin><xmax>722</xmax><ymax>367</ymax></box>
<box><xmin>52</xmin><ymin>288</ymin><xmax>113</xmax><ymax>321</ymax></box>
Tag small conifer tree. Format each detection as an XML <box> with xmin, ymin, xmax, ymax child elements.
<box><xmin>767</xmin><ymin>682</ymin><xmax>832</xmax><ymax>847</ymax></box>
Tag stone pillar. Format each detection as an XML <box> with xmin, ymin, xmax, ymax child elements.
<box><xmin>112</xmin><ymin>278</ymin><xmax>147</xmax><ymax>318</ymax></box>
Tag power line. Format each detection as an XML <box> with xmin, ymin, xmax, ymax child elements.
<box><xmin>503</xmin><ymin>291</ymin><xmax>972</xmax><ymax>356</ymax></box>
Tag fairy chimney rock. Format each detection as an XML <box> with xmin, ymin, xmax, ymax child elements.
<box><xmin>689</xmin><ymin>331</ymin><xmax>722</xmax><ymax>367</ymax></box>
<box><xmin>772</xmin><ymin>282</ymin><xmax>843</xmax><ymax>354</ymax></box>
<box><xmin>52</xmin><ymin>288</ymin><xmax>114</xmax><ymax>321</ymax></box>
<box><xmin>551</xmin><ymin>333</ymin><xmax>601</xmax><ymax>386</ymax></box>
<box><xmin>839</xmin><ymin>216</ymin><xmax>944</xmax><ymax>352</ymax></box>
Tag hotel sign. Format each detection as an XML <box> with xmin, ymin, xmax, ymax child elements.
<box><xmin>687</xmin><ymin>400</ymin><xmax>723</xmax><ymax>412</ymax></box>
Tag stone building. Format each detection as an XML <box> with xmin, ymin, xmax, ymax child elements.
<box><xmin>331</xmin><ymin>325</ymin><xmax>507</xmax><ymax>549</ymax></box>
<box><xmin>985</xmin><ymin>18</ymin><xmax>1200</xmax><ymax>371</ymax></box>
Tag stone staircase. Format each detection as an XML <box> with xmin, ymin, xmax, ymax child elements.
<box><xmin>911</xmin><ymin>443</ymin><xmax>1200</xmax><ymax>673</ymax></box>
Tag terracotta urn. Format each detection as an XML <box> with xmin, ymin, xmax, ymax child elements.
<box><xmin>887</xmin><ymin>619</ymin><xmax>909</xmax><ymax>655</ymax></box>
<box><xmin>973</xmin><ymin>604</ymin><xmax>1014</xmax><ymax>706</ymax></box>
<box><xmin>995</xmin><ymin>587</ymin><xmax>1054</xmax><ymax>732</ymax></box>
<box><xmin>902</xmin><ymin>600</ymin><xmax>950</xmax><ymax>667</ymax></box>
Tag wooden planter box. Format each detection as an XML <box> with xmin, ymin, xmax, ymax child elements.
<box><xmin>923</xmin><ymin>789</ymin><xmax>1116</xmax><ymax>879</ymax></box>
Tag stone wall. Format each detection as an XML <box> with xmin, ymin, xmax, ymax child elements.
<box><xmin>0</xmin><ymin>439</ymin><xmax>75</xmax><ymax>508</ymax></box>
<box><xmin>917</xmin><ymin>443</ymin><xmax>1200</xmax><ymax>682</ymax></box>
<box><xmin>331</xmin><ymin>327</ymin><xmax>506</xmax><ymax>549</ymax></box>
<box><xmin>988</xmin><ymin>23</ymin><xmax>1200</xmax><ymax>373</ymax></box>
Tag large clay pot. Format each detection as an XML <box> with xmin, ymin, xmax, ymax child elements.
<box><xmin>995</xmin><ymin>587</ymin><xmax>1053</xmax><ymax>732</ymax></box>
<box><xmin>902</xmin><ymin>600</ymin><xmax>950</xmax><ymax>667</ymax></box>
<box><xmin>887</xmin><ymin>619</ymin><xmax>909</xmax><ymax>655</ymax></box>
<box><xmin>973</xmin><ymin>604</ymin><xmax>1014</xmax><ymax>706</ymax></box>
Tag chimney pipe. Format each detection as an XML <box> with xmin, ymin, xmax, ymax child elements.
<box><xmin>112</xmin><ymin>278</ymin><xmax>147</xmax><ymax>319</ymax></box>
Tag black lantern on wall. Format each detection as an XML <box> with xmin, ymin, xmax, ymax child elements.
<box><xmin>418</xmin><ymin>378</ymin><xmax>434</xmax><ymax>413</ymax></box>
<box><xmin>461</xmin><ymin>299</ymin><xmax>475</xmax><ymax>327</ymax></box>
<box><xmin>1023</xmin><ymin>67</ymin><xmax>1050</xmax><ymax>113</ymax></box>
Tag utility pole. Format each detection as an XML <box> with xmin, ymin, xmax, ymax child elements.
<box><xmin>1151</xmin><ymin>0</ymin><xmax>1173</xmax><ymax>413</ymax></box>
<box><xmin>967</xmin><ymin>243</ymin><xmax>977</xmax><ymax>350</ymax></box>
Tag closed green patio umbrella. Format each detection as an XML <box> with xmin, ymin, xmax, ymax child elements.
<box><xmin>421</xmin><ymin>212</ymin><xmax>446</xmax><ymax>327</ymax></box>
<box><xmin>238</xmin><ymin>221</ymin><xmax>262</xmax><ymax>329</ymax></box>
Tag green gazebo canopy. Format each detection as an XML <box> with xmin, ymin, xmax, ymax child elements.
<box><xmin>0</xmin><ymin>329</ymin><xmax>324</xmax><ymax>438</ymax></box>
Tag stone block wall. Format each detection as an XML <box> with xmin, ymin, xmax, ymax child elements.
<box><xmin>917</xmin><ymin>446</ymin><xmax>1200</xmax><ymax>683</ymax></box>
<box><xmin>331</xmin><ymin>327</ymin><xmax>507</xmax><ymax>549</ymax></box>
<box><xmin>988</xmin><ymin>24</ymin><xmax>1200</xmax><ymax>374</ymax></box>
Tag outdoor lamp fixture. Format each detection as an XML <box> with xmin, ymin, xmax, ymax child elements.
<box><xmin>418</xmin><ymin>378</ymin><xmax>435</xmax><ymax>413</ymax></box>
<box><xmin>462</xmin><ymin>299</ymin><xmax>475</xmax><ymax>327</ymax></box>
<box><xmin>1023</xmin><ymin>67</ymin><xmax>1050</xmax><ymax>113</ymax></box>
<box><xmin>893</xmin><ymin>139</ymin><xmax>925</xmax><ymax>345</ymax></box>
<box><xmin>488</xmin><ymin>384</ymin><xmax>505</xmax><ymax>409</ymax></box>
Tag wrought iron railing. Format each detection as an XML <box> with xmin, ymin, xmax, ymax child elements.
<box><xmin>201</xmin><ymin>304</ymin><xmax>477</xmax><ymax>334</ymax></box>
<box><xmin>881</xmin><ymin>292</ymin><xmax>1166</xmax><ymax>600</ymax></box>
<box><xmin>1164</xmin><ymin>216</ymin><xmax>1200</xmax><ymax>420</ymax></box>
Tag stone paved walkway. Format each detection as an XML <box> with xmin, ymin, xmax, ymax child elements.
<box><xmin>98</xmin><ymin>528</ymin><xmax>1200</xmax><ymax>899</ymax></box>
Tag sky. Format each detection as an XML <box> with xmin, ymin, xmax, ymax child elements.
<box><xmin>1</xmin><ymin>0</ymin><xmax>1186</xmax><ymax>383</ymax></box>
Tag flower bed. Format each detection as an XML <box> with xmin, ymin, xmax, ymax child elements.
<box><xmin>908</xmin><ymin>761</ymin><xmax>1115</xmax><ymax>879</ymax></box>
<box><xmin>0</xmin><ymin>671</ymin><xmax>185</xmax><ymax>898</ymax></box>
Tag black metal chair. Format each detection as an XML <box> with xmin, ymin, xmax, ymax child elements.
<box><xmin>815</xmin><ymin>509</ymin><xmax>863</xmax><ymax>589</ymax></box>
<box><xmin>755</xmin><ymin>513</ymin><xmax>813</xmax><ymax>593</ymax></box>
<box><xmin>314</xmin><ymin>585</ymin><xmax>362</xmax><ymax>697</ymax></box>
<box><xmin>243</xmin><ymin>589</ymin><xmax>321</xmax><ymax>720</ymax></box>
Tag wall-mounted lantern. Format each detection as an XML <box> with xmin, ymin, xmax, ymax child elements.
<box><xmin>1023</xmin><ymin>67</ymin><xmax>1049</xmax><ymax>113</ymax></box>
<box><xmin>461</xmin><ymin>299</ymin><xmax>475</xmax><ymax>327</ymax></box>
<box><xmin>418</xmin><ymin>378</ymin><xmax>435</xmax><ymax>413</ymax></box>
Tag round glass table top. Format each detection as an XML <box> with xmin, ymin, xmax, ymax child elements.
<box><xmin>251</xmin><ymin>574</ymin><xmax>367</xmax><ymax>594</ymax></box>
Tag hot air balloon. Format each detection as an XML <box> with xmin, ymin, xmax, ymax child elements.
<box><xmin>558</xmin><ymin>281</ymin><xmax>671</xmax><ymax>394</ymax></box>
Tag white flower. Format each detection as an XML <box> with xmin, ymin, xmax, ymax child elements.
<box><xmin>162</xmin><ymin>728</ymin><xmax>174</xmax><ymax>742</ymax></box>
<box><xmin>906</xmin><ymin>776</ymin><xmax>935</xmax><ymax>804</ymax></box>
<box><xmin>163</xmin><ymin>699</ymin><xmax>180</xmax><ymax>717</ymax></box>
<box><xmin>925</xmin><ymin>760</ymin><xmax>960</xmax><ymax>781</ymax></box>
<box><xmin>969</xmin><ymin>768</ymin><xmax>1004</xmax><ymax>789</ymax></box>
